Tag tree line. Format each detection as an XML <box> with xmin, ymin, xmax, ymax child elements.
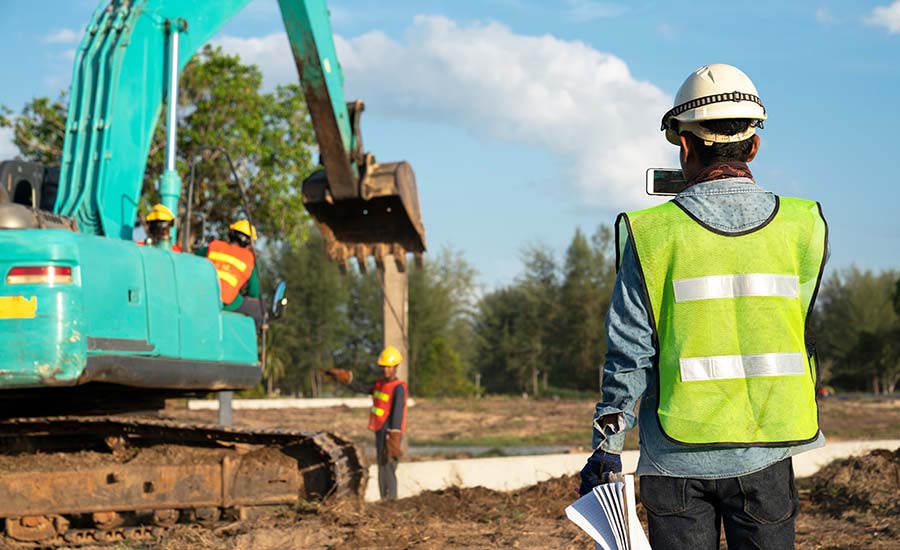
<box><xmin>4</xmin><ymin>48</ymin><xmax>897</xmax><ymax>397</ymax></box>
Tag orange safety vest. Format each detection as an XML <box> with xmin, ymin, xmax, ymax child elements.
<box><xmin>207</xmin><ymin>240</ymin><xmax>255</xmax><ymax>304</ymax></box>
<box><xmin>368</xmin><ymin>378</ymin><xmax>408</xmax><ymax>433</ymax></box>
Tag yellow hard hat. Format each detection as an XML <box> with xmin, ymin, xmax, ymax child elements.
<box><xmin>229</xmin><ymin>219</ymin><xmax>258</xmax><ymax>240</ymax></box>
<box><xmin>146</xmin><ymin>204</ymin><xmax>174</xmax><ymax>222</ymax></box>
<box><xmin>377</xmin><ymin>345</ymin><xmax>403</xmax><ymax>367</ymax></box>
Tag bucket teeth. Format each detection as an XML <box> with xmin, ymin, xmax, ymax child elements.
<box><xmin>392</xmin><ymin>244</ymin><xmax>407</xmax><ymax>273</ymax></box>
<box><xmin>301</xmin><ymin>161</ymin><xmax>426</xmax><ymax>274</ymax></box>
<box><xmin>354</xmin><ymin>246</ymin><xmax>368</xmax><ymax>274</ymax></box>
<box><xmin>373</xmin><ymin>244</ymin><xmax>387</xmax><ymax>272</ymax></box>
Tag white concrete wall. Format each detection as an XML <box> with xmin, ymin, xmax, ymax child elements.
<box><xmin>187</xmin><ymin>397</ymin><xmax>415</xmax><ymax>410</ymax></box>
<box><xmin>364</xmin><ymin>439</ymin><xmax>900</xmax><ymax>502</ymax></box>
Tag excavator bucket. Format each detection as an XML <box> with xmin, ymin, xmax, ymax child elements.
<box><xmin>302</xmin><ymin>160</ymin><xmax>426</xmax><ymax>273</ymax></box>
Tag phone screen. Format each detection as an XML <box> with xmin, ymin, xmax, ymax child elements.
<box><xmin>645</xmin><ymin>168</ymin><xmax>689</xmax><ymax>196</ymax></box>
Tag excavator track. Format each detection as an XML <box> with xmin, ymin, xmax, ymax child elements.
<box><xmin>0</xmin><ymin>416</ymin><xmax>367</xmax><ymax>547</ymax></box>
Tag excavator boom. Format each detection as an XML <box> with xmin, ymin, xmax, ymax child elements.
<box><xmin>50</xmin><ymin>0</ymin><xmax>424</xmax><ymax>264</ymax></box>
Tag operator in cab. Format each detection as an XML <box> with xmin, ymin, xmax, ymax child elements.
<box><xmin>141</xmin><ymin>204</ymin><xmax>181</xmax><ymax>251</ymax></box>
<box><xmin>326</xmin><ymin>346</ymin><xmax>408</xmax><ymax>500</ymax></box>
<box><xmin>197</xmin><ymin>220</ymin><xmax>262</xmax><ymax>326</ymax></box>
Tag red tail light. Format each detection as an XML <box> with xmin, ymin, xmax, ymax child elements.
<box><xmin>6</xmin><ymin>266</ymin><xmax>73</xmax><ymax>285</ymax></box>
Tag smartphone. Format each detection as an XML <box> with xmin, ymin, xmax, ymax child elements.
<box><xmin>645</xmin><ymin>168</ymin><xmax>689</xmax><ymax>196</ymax></box>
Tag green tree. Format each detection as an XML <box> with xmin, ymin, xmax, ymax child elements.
<box><xmin>815</xmin><ymin>267</ymin><xmax>900</xmax><ymax>393</ymax></box>
<box><xmin>269</xmin><ymin>231</ymin><xmax>349</xmax><ymax>396</ymax></box>
<box><xmin>474</xmin><ymin>285</ymin><xmax>534</xmax><ymax>393</ymax></box>
<box><xmin>407</xmin><ymin>248</ymin><xmax>478</xmax><ymax>396</ymax></box>
<box><xmin>555</xmin><ymin>228</ymin><xmax>605</xmax><ymax>390</ymax></box>
<box><xmin>2</xmin><ymin>45</ymin><xmax>316</xmax><ymax>245</ymax></box>
<box><xmin>337</xmin><ymin>267</ymin><xmax>383</xmax><ymax>375</ymax></box>
<box><xmin>415</xmin><ymin>338</ymin><xmax>474</xmax><ymax>397</ymax></box>
<box><xmin>0</xmin><ymin>94</ymin><xmax>67</xmax><ymax>163</ymax></box>
<box><xmin>473</xmin><ymin>244</ymin><xmax>560</xmax><ymax>395</ymax></box>
<box><xmin>472</xmin><ymin>225</ymin><xmax>617</xmax><ymax>396</ymax></box>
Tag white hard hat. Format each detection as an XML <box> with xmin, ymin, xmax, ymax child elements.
<box><xmin>661</xmin><ymin>63</ymin><xmax>767</xmax><ymax>146</ymax></box>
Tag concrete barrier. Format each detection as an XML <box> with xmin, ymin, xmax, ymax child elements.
<box><xmin>187</xmin><ymin>397</ymin><xmax>416</xmax><ymax>410</ymax></box>
<box><xmin>364</xmin><ymin>439</ymin><xmax>900</xmax><ymax>502</ymax></box>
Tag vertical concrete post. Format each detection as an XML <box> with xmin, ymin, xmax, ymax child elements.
<box><xmin>380</xmin><ymin>255</ymin><xmax>409</xmax><ymax>383</ymax></box>
<box><xmin>218</xmin><ymin>390</ymin><xmax>233</xmax><ymax>426</ymax></box>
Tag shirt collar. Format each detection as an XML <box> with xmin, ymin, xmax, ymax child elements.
<box><xmin>676</xmin><ymin>177</ymin><xmax>765</xmax><ymax>198</ymax></box>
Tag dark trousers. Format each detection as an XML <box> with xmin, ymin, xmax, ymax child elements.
<box><xmin>234</xmin><ymin>297</ymin><xmax>263</xmax><ymax>330</ymax></box>
<box><xmin>375</xmin><ymin>428</ymin><xmax>398</xmax><ymax>500</ymax></box>
<box><xmin>640</xmin><ymin>458</ymin><xmax>798</xmax><ymax>550</ymax></box>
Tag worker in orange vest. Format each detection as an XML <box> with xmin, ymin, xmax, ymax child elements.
<box><xmin>196</xmin><ymin>220</ymin><xmax>261</xmax><ymax>326</ymax></box>
<box><xmin>326</xmin><ymin>345</ymin><xmax>408</xmax><ymax>500</ymax></box>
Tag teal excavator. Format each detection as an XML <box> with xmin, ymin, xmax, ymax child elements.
<box><xmin>0</xmin><ymin>0</ymin><xmax>425</xmax><ymax>545</ymax></box>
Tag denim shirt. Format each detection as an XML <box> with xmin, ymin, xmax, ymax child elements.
<box><xmin>593</xmin><ymin>177</ymin><xmax>825</xmax><ymax>479</ymax></box>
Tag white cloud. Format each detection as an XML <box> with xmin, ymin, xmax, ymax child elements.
<box><xmin>0</xmin><ymin>128</ymin><xmax>20</xmax><ymax>160</ymax></box>
<box><xmin>216</xmin><ymin>16</ymin><xmax>674</xmax><ymax>209</ymax></box>
<box><xmin>564</xmin><ymin>0</ymin><xmax>627</xmax><ymax>22</ymax></box>
<box><xmin>864</xmin><ymin>1</ymin><xmax>900</xmax><ymax>33</ymax></box>
<box><xmin>43</xmin><ymin>28</ymin><xmax>80</xmax><ymax>44</ymax></box>
<box><xmin>815</xmin><ymin>7</ymin><xmax>838</xmax><ymax>28</ymax></box>
<box><xmin>215</xmin><ymin>33</ymin><xmax>296</xmax><ymax>90</ymax></box>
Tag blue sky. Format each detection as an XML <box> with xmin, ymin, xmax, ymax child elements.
<box><xmin>1</xmin><ymin>0</ymin><xmax>898</xmax><ymax>288</ymax></box>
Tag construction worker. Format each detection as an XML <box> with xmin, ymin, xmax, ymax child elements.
<box><xmin>197</xmin><ymin>220</ymin><xmax>261</xmax><ymax>325</ymax></box>
<box><xmin>142</xmin><ymin>204</ymin><xmax>181</xmax><ymax>251</ymax></box>
<box><xmin>578</xmin><ymin>64</ymin><xmax>827</xmax><ymax>550</ymax></box>
<box><xmin>325</xmin><ymin>345</ymin><xmax>408</xmax><ymax>500</ymax></box>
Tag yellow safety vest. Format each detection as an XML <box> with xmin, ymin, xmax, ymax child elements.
<box><xmin>616</xmin><ymin>196</ymin><xmax>827</xmax><ymax>445</ymax></box>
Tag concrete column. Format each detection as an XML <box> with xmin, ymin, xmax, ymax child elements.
<box><xmin>380</xmin><ymin>255</ymin><xmax>409</xmax><ymax>383</ymax></box>
<box><xmin>218</xmin><ymin>390</ymin><xmax>233</xmax><ymax>426</ymax></box>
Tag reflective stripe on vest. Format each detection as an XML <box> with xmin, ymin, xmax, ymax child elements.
<box><xmin>673</xmin><ymin>273</ymin><xmax>799</xmax><ymax>302</ymax></box>
<box><xmin>208</xmin><ymin>250</ymin><xmax>248</xmax><ymax>272</ymax></box>
<box><xmin>207</xmin><ymin>240</ymin><xmax>255</xmax><ymax>305</ymax></box>
<box><xmin>679</xmin><ymin>352</ymin><xmax>805</xmax><ymax>382</ymax></box>
<box><xmin>617</xmin><ymin>196</ymin><xmax>827</xmax><ymax>446</ymax></box>
<box><xmin>368</xmin><ymin>378</ymin><xmax>408</xmax><ymax>433</ymax></box>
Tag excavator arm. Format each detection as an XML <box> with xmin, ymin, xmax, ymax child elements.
<box><xmin>52</xmin><ymin>0</ymin><xmax>425</xmax><ymax>267</ymax></box>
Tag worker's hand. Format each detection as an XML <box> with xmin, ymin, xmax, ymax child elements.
<box><xmin>324</xmin><ymin>368</ymin><xmax>352</xmax><ymax>385</ymax></box>
<box><xmin>577</xmin><ymin>449</ymin><xmax>622</xmax><ymax>496</ymax></box>
<box><xmin>386</xmin><ymin>430</ymin><xmax>403</xmax><ymax>460</ymax></box>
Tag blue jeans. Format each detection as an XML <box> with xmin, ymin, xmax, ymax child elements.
<box><xmin>640</xmin><ymin>458</ymin><xmax>798</xmax><ymax>550</ymax></box>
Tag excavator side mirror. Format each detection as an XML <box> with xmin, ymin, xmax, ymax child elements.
<box><xmin>271</xmin><ymin>280</ymin><xmax>288</xmax><ymax>319</ymax></box>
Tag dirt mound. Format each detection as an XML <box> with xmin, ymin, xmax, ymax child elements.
<box><xmin>314</xmin><ymin>475</ymin><xmax>585</xmax><ymax>550</ymax></box>
<box><xmin>137</xmin><ymin>462</ymin><xmax>900</xmax><ymax>549</ymax></box>
<box><xmin>808</xmin><ymin>447</ymin><xmax>900</xmax><ymax>515</ymax></box>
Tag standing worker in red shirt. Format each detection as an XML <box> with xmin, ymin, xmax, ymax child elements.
<box><xmin>327</xmin><ymin>345</ymin><xmax>408</xmax><ymax>500</ymax></box>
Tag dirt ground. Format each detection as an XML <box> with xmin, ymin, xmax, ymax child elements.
<box><xmin>135</xmin><ymin>447</ymin><xmax>900</xmax><ymax>550</ymax></box>
<box><xmin>61</xmin><ymin>396</ymin><xmax>900</xmax><ymax>549</ymax></box>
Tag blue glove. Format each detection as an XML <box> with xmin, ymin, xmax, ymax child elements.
<box><xmin>578</xmin><ymin>449</ymin><xmax>622</xmax><ymax>496</ymax></box>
